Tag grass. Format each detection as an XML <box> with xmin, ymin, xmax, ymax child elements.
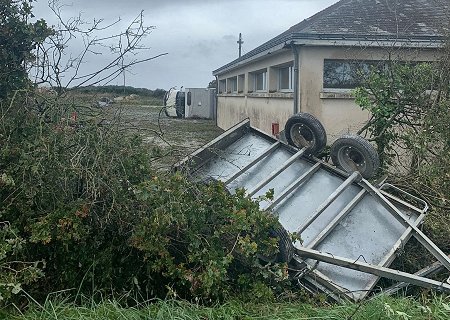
<box><xmin>3</xmin><ymin>295</ymin><xmax>449</xmax><ymax>320</ymax></box>
<box><xmin>106</xmin><ymin>104</ymin><xmax>223</xmax><ymax>169</ymax></box>
<box><xmin>61</xmin><ymin>91</ymin><xmax>163</xmax><ymax>108</ymax></box>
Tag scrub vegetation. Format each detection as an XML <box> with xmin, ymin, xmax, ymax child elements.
<box><xmin>1</xmin><ymin>0</ymin><xmax>291</xmax><ymax>310</ymax></box>
<box><xmin>354</xmin><ymin>42</ymin><xmax>450</xmax><ymax>258</ymax></box>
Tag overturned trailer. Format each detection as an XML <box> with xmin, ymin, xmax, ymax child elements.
<box><xmin>176</xmin><ymin>114</ymin><xmax>450</xmax><ymax>301</ymax></box>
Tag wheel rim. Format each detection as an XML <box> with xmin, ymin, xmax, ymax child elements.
<box><xmin>337</xmin><ymin>146</ymin><xmax>367</xmax><ymax>173</ymax></box>
<box><xmin>289</xmin><ymin>123</ymin><xmax>315</xmax><ymax>149</ymax></box>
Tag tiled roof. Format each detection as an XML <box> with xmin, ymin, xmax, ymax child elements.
<box><xmin>214</xmin><ymin>0</ymin><xmax>449</xmax><ymax>75</ymax></box>
<box><xmin>289</xmin><ymin>0</ymin><xmax>448</xmax><ymax>37</ymax></box>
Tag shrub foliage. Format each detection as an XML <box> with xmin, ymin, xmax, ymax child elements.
<box><xmin>0</xmin><ymin>0</ymin><xmax>51</xmax><ymax>99</ymax></box>
<box><xmin>0</xmin><ymin>0</ymin><xmax>289</xmax><ymax>307</ymax></box>
<box><xmin>0</xmin><ymin>93</ymin><xmax>289</xmax><ymax>306</ymax></box>
<box><xmin>354</xmin><ymin>45</ymin><xmax>450</xmax><ymax>254</ymax></box>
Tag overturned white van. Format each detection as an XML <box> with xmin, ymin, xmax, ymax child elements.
<box><xmin>164</xmin><ymin>87</ymin><xmax>216</xmax><ymax>119</ymax></box>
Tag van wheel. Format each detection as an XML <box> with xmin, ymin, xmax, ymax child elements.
<box><xmin>285</xmin><ymin>113</ymin><xmax>327</xmax><ymax>156</ymax></box>
<box><xmin>176</xmin><ymin>108</ymin><xmax>184</xmax><ymax>118</ymax></box>
<box><xmin>330</xmin><ymin>134</ymin><xmax>380</xmax><ymax>179</ymax></box>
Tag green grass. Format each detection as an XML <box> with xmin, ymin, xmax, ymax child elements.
<box><xmin>4</xmin><ymin>295</ymin><xmax>449</xmax><ymax>320</ymax></box>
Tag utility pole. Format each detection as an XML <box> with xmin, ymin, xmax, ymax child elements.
<box><xmin>237</xmin><ymin>33</ymin><xmax>244</xmax><ymax>58</ymax></box>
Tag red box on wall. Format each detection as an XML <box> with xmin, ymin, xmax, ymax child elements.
<box><xmin>272</xmin><ymin>123</ymin><xmax>280</xmax><ymax>136</ymax></box>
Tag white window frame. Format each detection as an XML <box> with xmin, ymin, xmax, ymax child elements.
<box><xmin>218</xmin><ymin>79</ymin><xmax>226</xmax><ymax>94</ymax></box>
<box><xmin>279</xmin><ymin>65</ymin><xmax>294</xmax><ymax>92</ymax></box>
<box><xmin>254</xmin><ymin>70</ymin><xmax>267</xmax><ymax>92</ymax></box>
<box><xmin>238</xmin><ymin>74</ymin><xmax>245</xmax><ymax>93</ymax></box>
<box><xmin>227</xmin><ymin>76</ymin><xmax>238</xmax><ymax>93</ymax></box>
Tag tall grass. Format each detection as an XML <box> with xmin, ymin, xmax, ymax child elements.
<box><xmin>5</xmin><ymin>295</ymin><xmax>449</xmax><ymax>320</ymax></box>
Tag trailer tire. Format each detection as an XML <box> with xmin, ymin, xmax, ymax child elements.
<box><xmin>272</xmin><ymin>224</ymin><xmax>294</xmax><ymax>263</ymax></box>
<box><xmin>330</xmin><ymin>134</ymin><xmax>380</xmax><ymax>179</ymax></box>
<box><xmin>285</xmin><ymin>113</ymin><xmax>327</xmax><ymax>156</ymax></box>
<box><xmin>260</xmin><ymin>224</ymin><xmax>294</xmax><ymax>264</ymax></box>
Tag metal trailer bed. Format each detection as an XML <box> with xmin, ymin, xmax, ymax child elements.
<box><xmin>177</xmin><ymin>119</ymin><xmax>450</xmax><ymax>301</ymax></box>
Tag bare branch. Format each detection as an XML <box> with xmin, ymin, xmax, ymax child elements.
<box><xmin>31</xmin><ymin>1</ymin><xmax>164</xmax><ymax>93</ymax></box>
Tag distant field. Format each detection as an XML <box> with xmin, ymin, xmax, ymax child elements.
<box><xmin>108</xmin><ymin>104</ymin><xmax>223</xmax><ymax>169</ymax></box>
<box><xmin>64</xmin><ymin>91</ymin><xmax>164</xmax><ymax>108</ymax></box>
<box><xmin>50</xmin><ymin>92</ymin><xmax>222</xmax><ymax>169</ymax></box>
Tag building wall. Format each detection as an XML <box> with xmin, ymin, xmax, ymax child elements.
<box><xmin>217</xmin><ymin>95</ymin><xmax>293</xmax><ymax>132</ymax></box>
<box><xmin>216</xmin><ymin>45</ymin><xmax>439</xmax><ymax>141</ymax></box>
<box><xmin>298</xmin><ymin>46</ymin><xmax>438</xmax><ymax>140</ymax></box>
<box><xmin>217</xmin><ymin>50</ymin><xmax>295</xmax><ymax>134</ymax></box>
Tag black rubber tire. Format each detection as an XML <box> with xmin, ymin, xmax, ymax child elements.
<box><xmin>330</xmin><ymin>134</ymin><xmax>380</xmax><ymax>179</ymax></box>
<box><xmin>270</xmin><ymin>224</ymin><xmax>294</xmax><ymax>263</ymax></box>
<box><xmin>176</xmin><ymin>107</ymin><xmax>184</xmax><ymax>118</ymax></box>
<box><xmin>175</xmin><ymin>91</ymin><xmax>185</xmax><ymax>118</ymax></box>
<box><xmin>285</xmin><ymin>113</ymin><xmax>327</xmax><ymax>156</ymax></box>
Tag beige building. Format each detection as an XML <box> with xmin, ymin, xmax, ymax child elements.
<box><xmin>213</xmin><ymin>0</ymin><xmax>447</xmax><ymax>141</ymax></box>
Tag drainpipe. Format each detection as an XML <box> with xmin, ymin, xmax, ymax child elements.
<box><xmin>291</xmin><ymin>43</ymin><xmax>300</xmax><ymax>114</ymax></box>
<box><xmin>214</xmin><ymin>75</ymin><xmax>219</xmax><ymax>125</ymax></box>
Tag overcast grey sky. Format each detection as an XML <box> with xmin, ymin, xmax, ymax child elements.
<box><xmin>33</xmin><ymin>0</ymin><xmax>336</xmax><ymax>90</ymax></box>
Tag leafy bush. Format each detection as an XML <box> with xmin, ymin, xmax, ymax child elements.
<box><xmin>0</xmin><ymin>0</ymin><xmax>51</xmax><ymax>99</ymax></box>
<box><xmin>0</xmin><ymin>223</ymin><xmax>43</xmax><ymax>303</ymax></box>
<box><xmin>130</xmin><ymin>178</ymin><xmax>288</xmax><ymax>301</ymax></box>
<box><xmin>0</xmin><ymin>0</ymin><xmax>291</xmax><ymax>308</ymax></box>
<box><xmin>0</xmin><ymin>93</ymin><xmax>290</xmax><ymax>307</ymax></box>
<box><xmin>354</xmin><ymin>62</ymin><xmax>441</xmax><ymax>169</ymax></box>
<box><xmin>354</xmin><ymin>48</ymin><xmax>450</xmax><ymax>253</ymax></box>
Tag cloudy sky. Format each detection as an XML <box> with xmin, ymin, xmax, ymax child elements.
<box><xmin>33</xmin><ymin>0</ymin><xmax>336</xmax><ymax>90</ymax></box>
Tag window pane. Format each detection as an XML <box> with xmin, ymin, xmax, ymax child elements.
<box><xmin>323</xmin><ymin>60</ymin><xmax>354</xmax><ymax>88</ymax></box>
<box><xmin>238</xmin><ymin>74</ymin><xmax>245</xmax><ymax>92</ymax></box>
<box><xmin>219</xmin><ymin>80</ymin><xmax>226</xmax><ymax>93</ymax></box>
<box><xmin>255</xmin><ymin>71</ymin><xmax>266</xmax><ymax>91</ymax></box>
<box><xmin>323</xmin><ymin>60</ymin><xmax>383</xmax><ymax>89</ymax></box>
<box><xmin>279</xmin><ymin>66</ymin><xmax>292</xmax><ymax>90</ymax></box>
<box><xmin>227</xmin><ymin>77</ymin><xmax>237</xmax><ymax>93</ymax></box>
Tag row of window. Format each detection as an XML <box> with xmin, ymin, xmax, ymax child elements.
<box><xmin>219</xmin><ymin>59</ymin><xmax>429</xmax><ymax>94</ymax></box>
<box><xmin>219</xmin><ymin>65</ymin><xmax>294</xmax><ymax>94</ymax></box>
<box><xmin>218</xmin><ymin>59</ymin><xmax>367</xmax><ymax>94</ymax></box>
